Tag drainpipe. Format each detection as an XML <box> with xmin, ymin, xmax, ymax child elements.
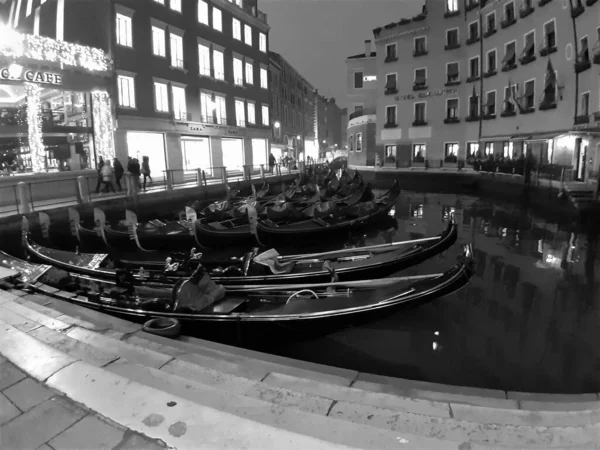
<box><xmin>477</xmin><ymin>7</ymin><xmax>484</xmax><ymax>153</ymax></box>
<box><xmin>569</xmin><ymin>0</ymin><xmax>580</xmax><ymax>127</ymax></box>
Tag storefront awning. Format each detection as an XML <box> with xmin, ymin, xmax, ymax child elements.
<box><xmin>522</xmin><ymin>132</ymin><xmax>559</xmax><ymax>142</ymax></box>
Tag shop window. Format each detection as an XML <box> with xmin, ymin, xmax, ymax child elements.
<box><xmin>484</xmin><ymin>142</ymin><xmax>493</xmax><ymax>155</ymax></box>
<box><xmin>222</xmin><ymin>138</ymin><xmax>244</xmax><ymax>170</ymax></box>
<box><xmin>170</xmin><ymin>33</ymin><xmax>184</xmax><ymax>68</ymax></box>
<box><xmin>116</xmin><ymin>13</ymin><xmax>132</xmax><ymax>47</ymax></box>
<box><xmin>198</xmin><ymin>0</ymin><xmax>208</xmax><ymax>25</ymax></box>
<box><xmin>259</xmin><ymin>33</ymin><xmax>267</xmax><ymax>52</ymax></box>
<box><xmin>261</xmin><ymin>104</ymin><xmax>269</xmax><ymax>126</ymax></box>
<box><xmin>182</xmin><ymin>138</ymin><xmax>211</xmax><ymax>173</ymax></box>
<box><xmin>213</xmin><ymin>49</ymin><xmax>224</xmax><ymax>80</ymax></box>
<box><xmin>198</xmin><ymin>43</ymin><xmax>211</xmax><ymax>76</ymax></box>
<box><xmin>467</xmin><ymin>142</ymin><xmax>479</xmax><ymax>158</ymax></box>
<box><xmin>354</xmin><ymin>72</ymin><xmax>363</xmax><ymax>89</ymax></box>
<box><xmin>232</xmin><ymin>18</ymin><xmax>241</xmax><ymax>40</ymax></box>
<box><xmin>212</xmin><ymin>7</ymin><xmax>222</xmax><ymax>31</ymax></box>
<box><xmin>244</xmin><ymin>24</ymin><xmax>252</xmax><ymax>46</ymax></box>
<box><xmin>152</xmin><ymin>26</ymin><xmax>166</xmax><ymax>57</ymax></box>
<box><xmin>445</xmin><ymin>143</ymin><xmax>459</xmax><ymax>157</ymax></box>
<box><xmin>245</xmin><ymin>61</ymin><xmax>254</xmax><ymax>85</ymax></box>
<box><xmin>127</xmin><ymin>132</ymin><xmax>167</xmax><ymax>176</ymax></box>
<box><xmin>170</xmin><ymin>0</ymin><xmax>181</xmax><ymax>12</ymax></box>
<box><xmin>117</xmin><ymin>75</ymin><xmax>136</xmax><ymax>108</ymax></box>
<box><xmin>235</xmin><ymin>99</ymin><xmax>246</xmax><ymax>127</ymax></box>
<box><xmin>234</xmin><ymin>57</ymin><xmax>243</xmax><ymax>85</ymax></box>
<box><xmin>247</xmin><ymin>102</ymin><xmax>256</xmax><ymax>124</ymax></box>
<box><xmin>251</xmin><ymin>138</ymin><xmax>268</xmax><ymax>168</ymax></box>
<box><xmin>503</xmin><ymin>141</ymin><xmax>514</xmax><ymax>158</ymax></box>
<box><xmin>260</xmin><ymin>67</ymin><xmax>268</xmax><ymax>89</ymax></box>
<box><xmin>385</xmin><ymin>145</ymin><xmax>397</xmax><ymax>162</ymax></box>
<box><xmin>356</xmin><ymin>133</ymin><xmax>362</xmax><ymax>152</ymax></box>
<box><xmin>154</xmin><ymin>82</ymin><xmax>169</xmax><ymax>112</ymax></box>
<box><xmin>172</xmin><ymin>86</ymin><xmax>186</xmax><ymax>120</ymax></box>
<box><xmin>413</xmin><ymin>144</ymin><xmax>426</xmax><ymax>162</ymax></box>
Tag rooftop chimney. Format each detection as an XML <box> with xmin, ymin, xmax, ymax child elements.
<box><xmin>364</xmin><ymin>40</ymin><xmax>371</xmax><ymax>56</ymax></box>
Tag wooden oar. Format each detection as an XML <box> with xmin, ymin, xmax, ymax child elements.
<box><xmin>279</xmin><ymin>235</ymin><xmax>442</xmax><ymax>261</ymax></box>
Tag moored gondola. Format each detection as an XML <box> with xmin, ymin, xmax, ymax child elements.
<box><xmin>23</xmin><ymin>221</ymin><xmax>458</xmax><ymax>285</ymax></box>
<box><xmin>1</xmin><ymin>244</ymin><xmax>475</xmax><ymax>341</ymax></box>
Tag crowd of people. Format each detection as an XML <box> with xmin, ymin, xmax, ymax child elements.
<box><xmin>95</xmin><ymin>155</ymin><xmax>153</xmax><ymax>195</ymax></box>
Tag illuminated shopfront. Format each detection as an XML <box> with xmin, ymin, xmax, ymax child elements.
<box><xmin>0</xmin><ymin>28</ymin><xmax>114</xmax><ymax>176</ymax></box>
<box><xmin>182</xmin><ymin>137</ymin><xmax>212</xmax><ymax>175</ymax></box>
<box><xmin>222</xmin><ymin>138</ymin><xmax>245</xmax><ymax>171</ymax></box>
<box><xmin>251</xmin><ymin>138</ymin><xmax>267</xmax><ymax>168</ymax></box>
<box><xmin>126</xmin><ymin>132</ymin><xmax>167</xmax><ymax>177</ymax></box>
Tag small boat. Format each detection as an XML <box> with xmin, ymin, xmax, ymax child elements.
<box><xmin>23</xmin><ymin>221</ymin><xmax>458</xmax><ymax>285</ymax></box>
<box><xmin>2</xmin><ymin>245</ymin><xmax>475</xmax><ymax>341</ymax></box>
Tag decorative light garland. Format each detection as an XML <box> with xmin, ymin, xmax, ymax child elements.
<box><xmin>24</xmin><ymin>82</ymin><xmax>46</xmax><ymax>173</ymax></box>
<box><xmin>92</xmin><ymin>91</ymin><xmax>116</xmax><ymax>162</ymax></box>
<box><xmin>0</xmin><ymin>27</ymin><xmax>111</xmax><ymax>72</ymax></box>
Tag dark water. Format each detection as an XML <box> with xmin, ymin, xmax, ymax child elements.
<box><xmin>261</xmin><ymin>192</ymin><xmax>600</xmax><ymax>395</ymax></box>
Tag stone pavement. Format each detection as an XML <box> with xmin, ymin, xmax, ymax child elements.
<box><xmin>0</xmin><ymin>356</ymin><xmax>167</xmax><ymax>450</ymax></box>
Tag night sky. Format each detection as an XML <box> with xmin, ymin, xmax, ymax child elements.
<box><xmin>260</xmin><ymin>0</ymin><xmax>423</xmax><ymax>108</ymax></box>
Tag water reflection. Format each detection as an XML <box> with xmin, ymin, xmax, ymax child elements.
<box><xmin>265</xmin><ymin>192</ymin><xmax>600</xmax><ymax>394</ymax></box>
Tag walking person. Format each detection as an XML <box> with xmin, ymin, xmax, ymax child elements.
<box><xmin>141</xmin><ymin>156</ymin><xmax>152</xmax><ymax>191</ymax></box>
<box><xmin>127</xmin><ymin>156</ymin><xmax>141</xmax><ymax>193</ymax></box>
<box><xmin>113</xmin><ymin>158</ymin><xmax>124</xmax><ymax>191</ymax></box>
<box><xmin>268</xmin><ymin>152</ymin><xmax>276</xmax><ymax>174</ymax></box>
<box><xmin>99</xmin><ymin>159</ymin><xmax>115</xmax><ymax>193</ymax></box>
<box><xmin>95</xmin><ymin>156</ymin><xmax>104</xmax><ymax>193</ymax></box>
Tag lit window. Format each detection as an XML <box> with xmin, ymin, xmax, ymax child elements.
<box><xmin>172</xmin><ymin>86</ymin><xmax>187</xmax><ymax>119</ymax></box>
<box><xmin>213</xmin><ymin>49</ymin><xmax>224</xmax><ymax>80</ymax></box>
<box><xmin>170</xmin><ymin>0</ymin><xmax>181</xmax><ymax>12</ymax></box>
<box><xmin>151</xmin><ymin>27</ymin><xmax>166</xmax><ymax>57</ymax></box>
<box><xmin>261</xmin><ymin>104</ymin><xmax>269</xmax><ymax>126</ymax></box>
<box><xmin>244</xmin><ymin>24</ymin><xmax>252</xmax><ymax>45</ymax></box>
<box><xmin>259</xmin><ymin>33</ymin><xmax>267</xmax><ymax>52</ymax></box>
<box><xmin>200</xmin><ymin>92</ymin><xmax>213</xmax><ymax>122</ymax></box>
<box><xmin>245</xmin><ymin>61</ymin><xmax>254</xmax><ymax>85</ymax></box>
<box><xmin>198</xmin><ymin>0</ymin><xmax>208</xmax><ymax>25</ymax></box>
<box><xmin>213</xmin><ymin>7</ymin><xmax>222</xmax><ymax>31</ymax></box>
<box><xmin>356</xmin><ymin>133</ymin><xmax>362</xmax><ymax>152</ymax></box>
<box><xmin>215</xmin><ymin>95</ymin><xmax>226</xmax><ymax>124</ymax></box>
<box><xmin>170</xmin><ymin>33</ymin><xmax>184</xmax><ymax>68</ymax></box>
<box><xmin>233</xmin><ymin>58</ymin><xmax>243</xmax><ymax>85</ymax></box>
<box><xmin>235</xmin><ymin>99</ymin><xmax>246</xmax><ymax>127</ymax></box>
<box><xmin>260</xmin><ymin>67</ymin><xmax>268</xmax><ymax>89</ymax></box>
<box><xmin>247</xmin><ymin>102</ymin><xmax>256</xmax><ymax>124</ymax></box>
<box><xmin>26</xmin><ymin>0</ymin><xmax>33</xmax><ymax>16</ymax></box>
<box><xmin>446</xmin><ymin>0</ymin><xmax>458</xmax><ymax>12</ymax></box>
<box><xmin>154</xmin><ymin>0</ymin><xmax>165</xmax><ymax>4</ymax></box>
<box><xmin>198</xmin><ymin>44</ymin><xmax>211</xmax><ymax>76</ymax></box>
<box><xmin>154</xmin><ymin>82</ymin><xmax>169</xmax><ymax>112</ymax></box>
<box><xmin>445</xmin><ymin>143</ymin><xmax>459</xmax><ymax>157</ymax></box>
<box><xmin>116</xmin><ymin>13</ymin><xmax>132</xmax><ymax>47</ymax></box>
<box><xmin>233</xmin><ymin>19</ymin><xmax>241</xmax><ymax>40</ymax></box>
<box><xmin>117</xmin><ymin>75</ymin><xmax>135</xmax><ymax>108</ymax></box>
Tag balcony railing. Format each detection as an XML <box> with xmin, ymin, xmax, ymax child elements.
<box><xmin>348</xmin><ymin>108</ymin><xmax>376</xmax><ymax>120</ymax></box>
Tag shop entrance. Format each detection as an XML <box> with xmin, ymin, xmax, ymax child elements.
<box><xmin>126</xmin><ymin>132</ymin><xmax>167</xmax><ymax>178</ymax></box>
<box><xmin>182</xmin><ymin>137</ymin><xmax>212</xmax><ymax>175</ymax></box>
<box><xmin>251</xmin><ymin>138</ymin><xmax>267</xmax><ymax>169</ymax></box>
<box><xmin>222</xmin><ymin>138</ymin><xmax>244</xmax><ymax>172</ymax></box>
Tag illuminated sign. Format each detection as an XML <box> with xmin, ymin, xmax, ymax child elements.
<box><xmin>363</xmin><ymin>75</ymin><xmax>377</xmax><ymax>82</ymax></box>
<box><xmin>0</xmin><ymin>64</ymin><xmax>63</xmax><ymax>85</ymax></box>
<box><xmin>396</xmin><ymin>88</ymin><xmax>458</xmax><ymax>101</ymax></box>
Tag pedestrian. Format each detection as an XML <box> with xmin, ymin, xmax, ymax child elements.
<box><xmin>268</xmin><ymin>152</ymin><xmax>276</xmax><ymax>174</ymax></box>
<box><xmin>127</xmin><ymin>156</ymin><xmax>141</xmax><ymax>192</ymax></box>
<box><xmin>113</xmin><ymin>158</ymin><xmax>124</xmax><ymax>191</ymax></box>
<box><xmin>99</xmin><ymin>159</ymin><xmax>115</xmax><ymax>193</ymax></box>
<box><xmin>95</xmin><ymin>156</ymin><xmax>104</xmax><ymax>193</ymax></box>
<box><xmin>141</xmin><ymin>156</ymin><xmax>152</xmax><ymax>190</ymax></box>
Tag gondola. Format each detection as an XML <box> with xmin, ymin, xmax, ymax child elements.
<box><xmin>1</xmin><ymin>245</ymin><xmax>475</xmax><ymax>341</ymax></box>
<box><xmin>23</xmin><ymin>221</ymin><xmax>458</xmax><ymax>285</ymax></box>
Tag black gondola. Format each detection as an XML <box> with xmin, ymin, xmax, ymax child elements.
<box><xmin>24</xmin><ymin>221</ymin><xmax>458</xmax><ymax>285</ymax></box>
<box><xmin>1</xmin><ymin>245</ymin><xmax>475</xmax><ymax>341</ymax></box>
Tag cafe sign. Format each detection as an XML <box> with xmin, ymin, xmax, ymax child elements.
<box><xmin>0</xmin><ymin>64</ymin><xmax>63</xmax><ymax>85</ymax></box>
<box><xmin>395</xmin><ymin>88</ymin><xmax>458</xmax><ymax>101</ymax></box>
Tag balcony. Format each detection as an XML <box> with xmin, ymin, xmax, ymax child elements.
<box><xmin>574</xmin><ymin>114</ymin><xmax>590</xmax><ymax>125</ymax></box>
<box><xmin>539</xmin><ymin>44</ymin><xmax>557</xmax><ymax>56</ymax></box>
<box><xmin>519</xmin><ymin>51</ymin><xmax>536</xmax><ymax>65</ymax></box>
<box><xmin>413</xmin><ymin>82</ymin><xmax>428</xmax><ymax>91</ymax></box>
<box><xmin>465</xmin><ymin>114</ymin><xmax>479</xmax><ymax>122</ymax></box>
<box><xmin>574</xmin><ymin>56</ymin><xmax>591</xmax><ymax>73</ymax></box>
<box><xmin>384</xmin><ymin>122</ymin><xmax>398</xmax><ymax>128</ymax></box>
<box><xmin>444</xmin><ymin>117</ymin><xmax>460</xmax><ymax>124</ymax></box>
<box><xmin>413</xmin><ymin>49</ymin><xmax>428</xmax><ymax>57</ymax></box>
<box><xmin>500</xmin><ymin>108</ymin><xmax>516</xmax><ymax>117</ymax></box>
<box><xmin>466</xmin><ymin>35</ymin><xmax>480</xmax><ymax>46</ymax></box>
<box><xmin>500</xmin><ymin>17</ymin><xmax>517</xmax><ymax>29</ymax></box>
<box><xmin>384</xmin><ymin>55</ymin><xmax>399</xmax><ymax>63</ymax></box>
<box><xmin>445</xmin><ymin>42</ymin><xmax>461</xmax><ymax>50</ymax></box>
<box><xmin>444</xmin><ymin>10</ymin><xmax>461</xmax><ymax>18</ymax></box>
<box><xmin>412</xmin><ymin>120</ymin><xmax>428</xmax><ymax>127</ymax></box>
<box><xmin>538</xmin><ymin>0</ymin><xmax>552</xmax><ymax>5</ymax></box>
<box><xmin>483</xmin><ymin>27</ymin><xmax>497</xmax><ymax>38</ymax></box>
<box><xmin>483</xmin><ymin>69</ymin><xmax>497</xmax><ymax>78</ymax></box>
<box><xmin>519</xmin><ymin>2</ymin><xmax>534</xmax><ymax>18</ymax></box>
<box><xmin>571</xmin><ymin>3</ymin><xmax>585</xmax><ymax>18</ymax></box>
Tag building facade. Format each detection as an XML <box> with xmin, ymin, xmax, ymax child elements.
<box><xmin>3</xmin><ymin>0</ymin><xmax>271</xmax><ymax>181</ymax></box>
<box><xmin>315</xmin><ymin>94</ymin><xmax>344</xmax><ymax>158</ymax></box>
<box><xmin>268</xmin><ymin>51</ymin><xmax>317</xmax><ymax>162</ymax></box>
<box><xmin>345</xmin><ymin>40</ymin><xmax>378</xmax><ymax>167</ymax></box>
<box><xmin>355</xmin><ymin>0</ymin><xmax>600</xmax><ymax>182</ymax></box>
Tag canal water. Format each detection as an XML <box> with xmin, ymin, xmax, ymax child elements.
<box><xmin>259</xmin><ymin>191</ymin><xmax>600</xmax><ymax>395</ymax></box>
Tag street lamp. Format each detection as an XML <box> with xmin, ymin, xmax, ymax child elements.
<box><xmin>274</xmin><ymin>121</ymin><xmax>281</xmax><ymax>128</ymax></box>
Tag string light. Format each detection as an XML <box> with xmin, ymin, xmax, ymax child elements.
<box><xmin>24</xmin><ymin>82</ymin><xmax>46</xmax><ymax>173</ymax></box>
<box><xmin>92</xmin><ymin>91</ymin><xmax>115</xmax><ymax>161</ymax></box>
<box><xmin>0</xmin><ymin>26</ymin><xmax>111</xmax><ymax>72</ymax></box>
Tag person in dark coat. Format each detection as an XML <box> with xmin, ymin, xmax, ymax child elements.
<box><xmin>141</xmin><ymin>156</ymin><xmax>152</xmax><ymax>190</ymax></box>
<box><xmin>113</xmin><ymin>158</ymin><xmax>124</xmax><ymax>191</ymax></box>
<box><xmin>127</xmin><ymin>156</ymin><xmax>141</xmax><ymax>189</ymax></box>
<box><xmin>95</xmin><ymin>156</ymin><xmax>104</xmax><ymax>193</ymax></box>
<box><xmin>268</xmin><ymin>153</ymin><xmax>276</xmax><ymax>174</ymax></box>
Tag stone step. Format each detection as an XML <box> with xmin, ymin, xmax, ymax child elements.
<box><xmin>3</xmin><ymin>292</ymin><xmax>600</xmax><ymax>448</ymax></box>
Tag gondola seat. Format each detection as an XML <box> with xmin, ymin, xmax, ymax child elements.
<box><xmin>173</xmin><ymin>272</ymin><xmax>226</xmax><ymax>312</ymax></box>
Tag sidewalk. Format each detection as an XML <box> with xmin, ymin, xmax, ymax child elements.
<box><xmin>0</xmin><ymin>356</ymin><xmax>167</xmax><ymax>450</ymax></box>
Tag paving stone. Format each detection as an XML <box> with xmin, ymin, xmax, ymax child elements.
<box><xmin>3</xmin><ymin>377</ymin><xmax>55</xmax><ymax>412</ymax></box>
<box><xmin>0</xmin><ymin>392</ymin><xmax>21</xmax><ymax>425</ymax></box>
<box><xmin>0</xmin><ymin>358</ymin><xmax>26</xmax><ymax>390</ymax></box>
<box><xmin>0</xmin><ymin>397</ymin><xmax>86</xmax><ymax>450</ymax></box>
<box><xmin>0</xmin><ymin>306</ymin><xmax>42</xmax><ymax>332</ymax></box>
<box><xmin>49</xmin><ymin>414</ymin><xmax>124</xmax><ymax>450</ymax></box>
<box><xmin>117</xmin><ymin>430</ymin><xmax>167</xmax><ymax>450</ymax></box>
